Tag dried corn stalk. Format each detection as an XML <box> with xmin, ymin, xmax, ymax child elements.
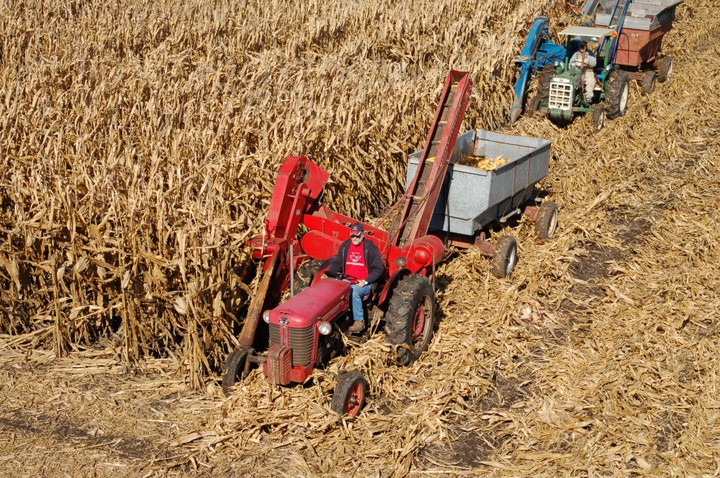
<box><xmin>0</xmin><ymin>0</ymin><xmax>554</xmax><ymax>387</ymax></box>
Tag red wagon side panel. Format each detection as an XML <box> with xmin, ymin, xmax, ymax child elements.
<box><xmin>615</xmin><ymin>22</ymin><xmax>672</xmax><ymax>68</ymax></box>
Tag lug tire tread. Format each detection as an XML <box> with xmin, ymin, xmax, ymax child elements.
<box><xmin>383</xmin><ymin>274</ymin><xmax>435</xmax><ymax>366</ymax></box>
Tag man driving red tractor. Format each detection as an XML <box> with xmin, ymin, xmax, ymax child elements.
<box><xmin>324</xmin><ymin>222</ymin><xmax>384</xmax><ymax>334</ymax></box>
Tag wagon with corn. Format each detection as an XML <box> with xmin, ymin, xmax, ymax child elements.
<box><xmin>595</xmin><ymin>0</ymin><xmax>683</xmax><ymax>92</ymax></box>
<box><xmin>407</xmin><ymin>129</ymin><xmax>557</xmax><ymax>278</ymax></box>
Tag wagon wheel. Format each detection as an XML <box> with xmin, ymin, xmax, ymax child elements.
<box><xmin>640</xmin><ymin>71</ymin><xmax>656</xmax><ymax>95</ymax></box>
<box><xmin>294</xmin><ymin>259</ymin><xmax>325</xmax><ymax>294</ymax></box>
<box><xmin>491</xmin><ymin>236</ymin><xmax>518</xmax><ymax>279</ymax></box>
<box><xmin>657</xmin><ymin>56</ymin><xmax>673</xmax><ymax>83</ymax></box>
<box><xmin>221</xmin><ymin>346</ymin><xmax>252</xmax><ymax>395</ymax></box>
<box><xmin>331</xmin><ymin>371</ymin><xmax>369</xmax><ymax>416</ymax></box>
<box><xmin>592</xmin><ymin>104</ymin><xmax>606</xmax><ymax>133</ymax></box>
<box><xmin>605</xmin><ymin>70</ymin><xmax>630</xmax><ymax>119</ymax></box>
<box><xmin>535</xmin><ymin>201</ymin><xmax>559</xmax><ymax>239</ymax></box>
<box><xmin>384</xmin><ymin>274</ymin><xmax>435</xmax><ymax>366</ymax></box>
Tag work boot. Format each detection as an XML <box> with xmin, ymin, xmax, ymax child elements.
<box><xmin>349</xmin><ymin>320</ymin><xmax>365</xmax><ymax>335</ymax></box>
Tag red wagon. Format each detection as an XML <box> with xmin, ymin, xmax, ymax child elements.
<box><xmin>595</xmin><ymin>0</ymin><xmax>683</xmax><ymax>93</ymax></box>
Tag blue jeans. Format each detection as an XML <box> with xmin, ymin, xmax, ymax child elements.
<box><xmin>350</xmin><ymin>283</ymin><xmax>373</xmax><ymax>323</ymax></box>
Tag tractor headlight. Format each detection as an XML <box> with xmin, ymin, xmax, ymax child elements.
<box><xmin>318</xmin><ymin>321</ymin><xmax>332</xmax><ymax>335</ymax></box>
<box><xmin>262</xmin><ymin>311</ymin><xmax>271</xmax><ymax>323</ymax></box>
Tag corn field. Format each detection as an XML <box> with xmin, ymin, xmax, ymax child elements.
<box><xmin>2</xmin><ymin>0</ymin><xmax>720</xmax><ymax>476</ymax></box>
<box><xmin>0</xmin><ymin>0</ymin><xmax>558</xmax><ymax>386</ymax></box>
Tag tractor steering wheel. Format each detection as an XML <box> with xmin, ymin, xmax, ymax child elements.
<box><xmin>323</xmin><ymin>272</ymin><xmax>360</xmax><ymax>284</ymax></box>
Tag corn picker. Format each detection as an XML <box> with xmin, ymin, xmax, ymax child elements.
<box><xmin>222</xmin><ymin>70</ymin><xmax>558</xmax><ymax>416</ymax></box>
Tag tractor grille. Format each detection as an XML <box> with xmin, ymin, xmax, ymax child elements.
<box><xmin>548</xmin><ymin>82</ymin><xmax>573</xmax><ymax>110</ymax></box>
<box><xmin>269</xmin><ymin>324</ymin><xmax>314</xmax><ymax>367</ymax></box>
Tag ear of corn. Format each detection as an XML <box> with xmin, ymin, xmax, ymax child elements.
<box><xmin>460</xmin><ymin>155</ymin><xmax>510</xmax><ymax>170</ymax></box>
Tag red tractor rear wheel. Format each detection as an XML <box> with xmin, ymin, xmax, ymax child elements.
<box><xmin>384</xmin><ymin>274</ymin><xmax>435</xmax><ymax>366</ymax></box>
<box><xmin>331</xmin><ymin>371</ymin><xmax>368</xmax><ymax>416</ymax></box>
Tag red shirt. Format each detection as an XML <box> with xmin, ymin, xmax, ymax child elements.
<box><xmin>344</xmin><ymin>242</ymin><xmax>368</xmax><ymax>282</ymax></box>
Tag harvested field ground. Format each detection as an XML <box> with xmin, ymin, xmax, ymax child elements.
<box><xmin>2</xmin><ymin>0</ymin><xmax>720</xmax><ymax>476</ymax></box>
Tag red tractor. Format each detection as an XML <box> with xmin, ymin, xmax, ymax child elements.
<box><xmin>222</xmin><ymin>70</ymin><xmax>527</xmax><ymax>415</ymax></box>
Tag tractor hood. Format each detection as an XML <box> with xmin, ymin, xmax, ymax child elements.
<box><xmin>268</xmin><ymin>279</ymin><xmax>351</xmax><ymax>329</ymax></box>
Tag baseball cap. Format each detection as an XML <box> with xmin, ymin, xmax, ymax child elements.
<box><xmin>350</xmin><ymin>222</ymin><xmax>364</xmax><ymax>235</ymax></box>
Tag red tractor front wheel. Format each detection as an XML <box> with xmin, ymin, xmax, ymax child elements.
<box><xmin>331</xmin><ymin>371</ymin><xmax>369</xmax><ymax>416</ymax></box>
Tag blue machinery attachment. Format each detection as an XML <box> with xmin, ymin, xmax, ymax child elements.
<box><xmin>510</xmin><ymin>15</ymin><xmax>565</xmax><ymax>122</ymax></box>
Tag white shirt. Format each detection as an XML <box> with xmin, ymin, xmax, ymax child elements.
<box><xmin>570</xmin><ymin>50</ymin><xmax>597</xmax><ymax>70</ymax></box>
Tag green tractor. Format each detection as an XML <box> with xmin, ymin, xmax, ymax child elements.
<box><xmin>535</xmin><ymin>26</ymin><xmax>630</xmax><ymax>132</ymax></box>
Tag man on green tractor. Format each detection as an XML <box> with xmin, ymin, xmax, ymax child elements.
<box><xmin>568</xmin><ymin>40</ymin><xmax>597</xmax><ymax>103</ymax></box>
<box><xmin>541</xmin><ymin>26</ymin><xmax>630</xmax><ymax>132</ymax></box>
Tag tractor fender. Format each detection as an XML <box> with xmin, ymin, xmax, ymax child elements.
<box><xmin>376</xmin><ymin>268</ymin><xmax>412</xmax><ymax>309</ymax></box>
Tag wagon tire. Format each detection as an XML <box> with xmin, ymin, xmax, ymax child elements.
<box><xmin>331</xmin><ymin>371</ymin><xmax>368</xmax><ymax>417</ymax></box>
<box><xmin>592</xmin><ymin>104</ymin><xmax>605</xmax><ymax>133</ymax></box>
<box><xmin>222</xmin><ymin>346</ymin><xmax>252</xmax><ymax>395</ymax></box>
<box><xmin>640</xmin><ymin>71</ymin><xmax>656</xmax><ymax>95</ymax></box>
<box><xmin>605</xmin><ymin>70</ymin><xmax>630</xmax><ymax>119</ymax></box>
<box><xmin>384</xmin><ymin>274</ymin><xmax>435</xmax><ymax>366</ymax></box>
<box><xmin>491</xmin><ymin>236</ymin><xmax>518</xmax><ymax>279</ymax></box>
<box><xmin>657</xmin><ymin>56</ymin><xmax>673</xmax><ymax>83</ymax></box>
<box><xmin>535</xmin><ymin>201</ymin><xmax>559</xmax><ymax>239</ymax></box>
<box><xmin>294</xmin><ymin>259</ymin><xmax>325</xmax><ymax>294</ymax></box>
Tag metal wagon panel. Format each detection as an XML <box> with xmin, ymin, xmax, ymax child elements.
<box><xmin>407</xmin><ymin>130</ymin><xmax>551</xmax><ymax>236</ymax></box>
